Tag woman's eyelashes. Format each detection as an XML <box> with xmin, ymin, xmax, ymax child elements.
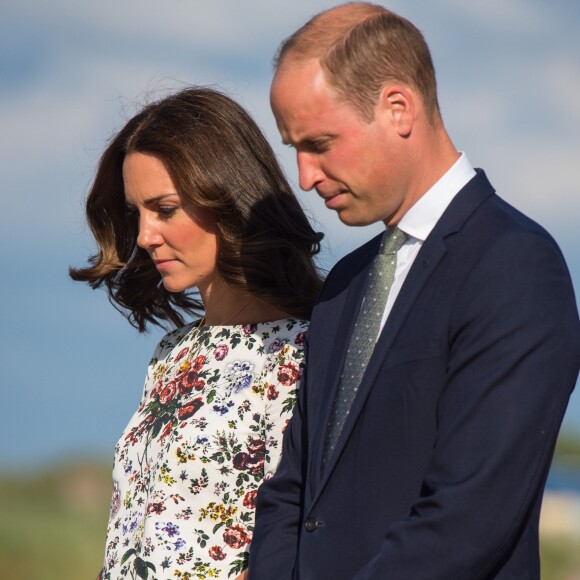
<box><xmin>157</xmin><ymin>205</ymin><xmax>180</xmax><ymax>220</ymax></box>
<box><xmin>124</xmin><ymin>204</ymin><xmax>180</xmax><ymax>220</ymax></box>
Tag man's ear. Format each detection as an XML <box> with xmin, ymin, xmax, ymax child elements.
<box><xmin>377</xmin><ymin>84</ymin><xmax>415</xmax><ymax>137</ymax></box>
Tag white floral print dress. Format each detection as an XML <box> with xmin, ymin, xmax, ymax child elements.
<box><xmin>101</xmin><ymin>319</ymin><xmax>308</xmax><ymax>580</ymax></box>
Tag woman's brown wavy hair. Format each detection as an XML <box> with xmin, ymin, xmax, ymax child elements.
<box><xmin>70</xmin><ymin>87</ymin><xmax>323</xmax><ymax>332</ymax></box>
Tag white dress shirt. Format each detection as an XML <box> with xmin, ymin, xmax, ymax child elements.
<box><xmin>377</xmin><ymin>153</ymin><xmax>476</xmax><ymax>335</ymax></box>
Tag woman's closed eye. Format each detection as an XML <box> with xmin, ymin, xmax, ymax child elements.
<box><xmin>157</xmin><ymin>205</ymin><xmax>180</xmax><ymax>220</ymax></box>
<box><xmin>124</xmin><ymin>204</ymin><xmax>180</xmax><ymax>221</ymax></box>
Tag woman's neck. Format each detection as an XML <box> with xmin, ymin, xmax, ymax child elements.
<box><xmin>199</xmin><ymin>278</ymin><xmax>290</xmax><ymax>326</ymax></box>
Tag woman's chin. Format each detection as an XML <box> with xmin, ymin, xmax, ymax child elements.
<box><xmin>160</xmin><ymin>277</ymin><xmax>189</xmax><ymax>294</ymax></box>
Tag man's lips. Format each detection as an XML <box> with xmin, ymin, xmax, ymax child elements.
<box><xmin>320</xmin><ymin>190</ymin><xmax>348</xmax><ymax>209</ymax></box>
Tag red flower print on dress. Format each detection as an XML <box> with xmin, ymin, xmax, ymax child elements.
<box><xmin>160</xmin><ymin>421</ymin><xmax>173</xmax><ymax>439</ymax></box>
<box><xmin>208</xmin><ymin>546</ymin><xmax>226</xmax><ymax>561</ymax></box>
<box><xmin>213</xmin><ymin>344</ymin><xmax>229</xmax><ymax>361</ymax></box>
<box><xmin>174</xmin><ymin>347</ymin><xmax>189</xmax><ymax>363</ymax></box>
<box><xmin>294</xmin><ymin>332</ymin><xmax>305</xmax><ymax>345</ymax></box>
<box><xmin>233</xmin><ymin>452</ymin><xmax>249</xmax><ymax>471</ymax></box>
<box><xmin>242</xmin><ymin>489</ymin><xmax>258</xmax><ymax>509</ymax></box>
<box><xmin>150</xmin><ymin>380</ymin><xmax>163</xmax><ymax>399</ymax></box>
<box><xmin>248</xmin><ymin>458</ymin><xmax>264</xmax><ymax>476</ymax></box>
<box><xmin>242</xmin><ymin>324</ymin><xmax>258</xmax><ymax>335</ymax></box>
<box><xmin>177</xmin><ymin>397</ymin><xmax>204</xmax><ymax>421</ymax></box>
<box><xmin>266</xmin><ymin>384</ymin><xmax>279</xmax><ymax>400</ymax></box>
<box><xmin>159</xmin><ymin>382</ymin><xmax>177</xmax><ymax>405</ymax></box>
<box><xmin>125</xmin><ymin>426</ymin><xmax>139</xmax><ymax>445</ymax></box>
<box><xmin>277</xmin><ymin>362</ymin><xmax>301</xmax><ymax>386</ymax></box>
<box><xmin>146</xmin><ymin>501</ymin><xmax>166</xmax><ymax>515</ymax></box>
<box><xmin>223</xmin><ymin>524</ymin><xmax>251</xmax><ymax>549</ymax></box>
<box><xmin>192</xmin><ymin>354</ymin><xmax>206</xmax><ymax>372</ymax></box>
<box><xmin>233</xmin><ymin>438</ymin><xmax>265</xmax><ymax>475</ymax></box>
<box><xmin>178</xmin><ymin>370</ymin><xmax>198</xmax><ymax>395</ymax></box>
<box><xmin>247</xmin><ymin>438</ymin><xmax>265</xmax><ymax>455</ymax></box>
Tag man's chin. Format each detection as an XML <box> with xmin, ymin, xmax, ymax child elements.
<box><xmin>335</xmin><ymin>209</ymin><xmax>377</xmax><ymax>228</ymax></box>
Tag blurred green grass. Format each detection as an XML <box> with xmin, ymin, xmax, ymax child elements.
<box><xmin>1</xmin><ymin>433</ymin><xmax>579</xmax><ymax>580</ymax></box>
<box><xmin>0</xmin><ymin>460</ymin><xmax>111</xmax><ymax>580</ymax></box>
<box><xmin>542</xmin><ymin>536</ymin><xmax>580</xmax><ymax>580</ymax></box>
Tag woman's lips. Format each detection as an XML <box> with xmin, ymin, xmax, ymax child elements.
<box><xmin>154</xmin><ymin>258</ymin><xmax>177</xmax><ymax>269</ymax></box>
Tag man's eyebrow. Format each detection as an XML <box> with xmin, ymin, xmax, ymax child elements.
<box><xmin>284</xmin><ymin>135</ymin><xmax>335</xmax><ymax>149</ymax></box>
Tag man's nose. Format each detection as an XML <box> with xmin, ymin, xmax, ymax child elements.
<box><xmin>297</xmin><ymin>152</ymin><xmax>324</xmax><ymax>192</ymax></box>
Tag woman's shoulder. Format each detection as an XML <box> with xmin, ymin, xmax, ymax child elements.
<box><xmin>148</xmin><ymin>318</ymin><xmax>308</xmax><ymax>366</ymax></box>
<box><xmin>245</xmin><ymin>318</ymin><xmax>309</xmax><ymax>347</ymax></box>
<box><xmin>150</xmin><ymin>320</ymin><xmax>200</xmax><ymax>362</ymax></box>
<box><xmin>248</xmin><ymin>318</ymin><xmax>308</xmax><ymax>334</ymax></box>
<box><xmin>251</xmin><ymin>319</ymin><xmax>309</xmax><ymax>367</ymax></box>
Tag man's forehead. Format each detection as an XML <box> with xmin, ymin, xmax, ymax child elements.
<box><xmin>272</xmin><ymin>58</ymin><xmax>328</xmax><ymax>95</ymax></box>
<box><xmin>272</xmin><ymin>62</ymin><xmax>342</xmax><ymax>125</ymax></box>
<box><xmin>272</xmin><ymin>76</ymin><xmax>371</xmax><ymax>151</ymax></box>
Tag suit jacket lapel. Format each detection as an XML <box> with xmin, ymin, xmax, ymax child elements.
<box><xmin>307</xmin><ymin>234</ymin><xmax>383</xmax><ymax>484</ymax></box>
<box><xmin>310</xmin><ymin>169</ymin><xmax>495</xmax><ymax>501</ymax></box>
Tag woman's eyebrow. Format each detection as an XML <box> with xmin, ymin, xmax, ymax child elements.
<box><xmin>125</xmin><ymin>193</ymin><xmax>179</xmax><ymax>207</ymax></box>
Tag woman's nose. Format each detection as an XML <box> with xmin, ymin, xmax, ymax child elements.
<box><xmin>136</xmin><ymin>214</ymin><xmax>163</xmax><ymax>249</ymax></box>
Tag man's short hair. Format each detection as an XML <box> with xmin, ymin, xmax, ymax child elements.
<box><xmin>274</xmin><ymin>2</ymin><xmax>440</xmax><ymax>122</ymax></box>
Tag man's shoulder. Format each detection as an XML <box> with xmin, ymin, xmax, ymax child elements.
<box><xmin>437</xmin><ymin>169</ymin><xmax>559</xmax><ymax>254</ymax></box>
<box><xmin>311</xmin><ymin>232</ymin><xmax>383</xmax><ymax>308</ymax></box>
<box><xmin>327</xmin><ymin>232</ymin><xmax>383</xmax><ymax>280</ymax></box>
<box><xmin>464</xmin><ymin>189</ymin><xmax>559</xmax><ymax>254</ymax></box>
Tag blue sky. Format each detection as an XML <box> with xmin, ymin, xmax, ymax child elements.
<box><xmin>1</xmin><ymin>0</ymin><xmax>579</xmax><ymax>470</ymax></box>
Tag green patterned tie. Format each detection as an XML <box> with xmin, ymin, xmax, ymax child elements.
<box><xmin>322</xmin><ymin>227</ymin><xmax>408</xmax><ymax>466</ymax></box>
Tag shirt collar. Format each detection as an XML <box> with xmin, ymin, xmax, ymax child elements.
<box><xmin>397</xmin><ymin>153</ymin><xmax>476</xmax><ymax>242</ymax></box>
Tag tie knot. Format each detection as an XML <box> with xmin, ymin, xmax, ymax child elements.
<box><xmin>379</xmin><ymin>227</ymin><xmax>408</xmax><ymax>256</ymax></box>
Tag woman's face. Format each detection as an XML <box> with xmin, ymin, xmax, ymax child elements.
<box><xmin>123</xmin><ymin>152</ymin><xmax>220</xmax><ymax>295</ymax></box>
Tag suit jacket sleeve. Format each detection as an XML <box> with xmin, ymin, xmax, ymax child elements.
<box><xmin>248</xmin><ymin>338</ymin><xmax>310</xmax><ymax>580</ymax></box>
<box><xmin>354</xmin><ymin>230</ymin><xmax>580</xmax><ymax>579</ymax></box>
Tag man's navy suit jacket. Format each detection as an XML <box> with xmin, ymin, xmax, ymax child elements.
<box><xmin>249</xmin><ymin>170</ymin><xmax>580</xmax><ymax>579</ymax></box>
